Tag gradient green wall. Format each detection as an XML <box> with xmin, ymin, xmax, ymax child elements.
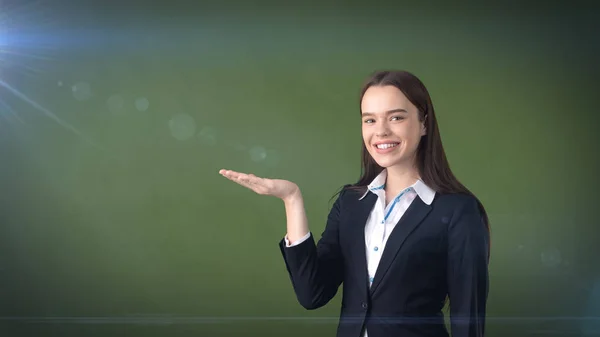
<box><xmin>1</xmin><ymin>1</ymin><xmax>599</xmax><ymax>336</ymax></box>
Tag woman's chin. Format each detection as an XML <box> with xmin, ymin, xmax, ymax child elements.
<box><xmin>373</xmin><ymin>158</ymin><xmax>399</xmax><ymax>168</ymax></box>
<box><xmin>372</xmin><ymin>155</ymin><xmax>414</xmax><ymax>169</ymax></box>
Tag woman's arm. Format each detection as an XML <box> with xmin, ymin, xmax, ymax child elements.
<box><xmin>279</xmin><ymin>188</ymin><xmax>346</xmax><ymax>310</ymax></box>
<box><xmin>447</xmin><ymin>195</ymin><xmax>490</xmax><ymax>337</ymax></box>
<box><xmin>282</xmin><ymin>189</ymin><xmax>310</xmax><ymax>243</ymax></box>
<box><xmin>218</xmin><ymin>169</ymin><xmax>345</xmax><ymax>310</ymax></box>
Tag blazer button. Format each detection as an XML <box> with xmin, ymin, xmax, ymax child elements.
<box><xmin>361</xmin><ymin>302</ymin><xmax>368</xmax><ymax>309</ymax></box>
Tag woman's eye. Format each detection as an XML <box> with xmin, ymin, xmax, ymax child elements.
<box><xmin>364</xmin><ymin>119</ymin><xmax>375</xmax><ymax>123</ymax></box>
<box><xmin>391</xmin><ymin>116</ymin><xmax>404</xmax><ymax>121</ymax></box>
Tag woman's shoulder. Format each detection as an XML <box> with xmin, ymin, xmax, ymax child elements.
<box><xmin>434</xmin><ymin>192</ymin><xmax>478</xmax><ymax>208</ymax></box>
<box><xmin>434</xmin><ymin>192</ymin><xmax>482</xmax><ymax>214</ymax></box>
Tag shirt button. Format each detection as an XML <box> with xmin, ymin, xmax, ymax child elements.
<box><xmin>380</xmin><ymin>220</ymin><xmax>384</xmax><ymax>224</ymax></box>
<box><xmin>374</xmin><ymin>246</ymin><xmax>379</xmax><ymax>251</ymax></box>
<box><xmin>361</xmin><ymin>302</ymin><xmax>368</xmax><ymax>309</ymax></box>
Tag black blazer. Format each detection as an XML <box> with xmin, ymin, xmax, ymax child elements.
<box><xmin>279</xmin><ymin>186</ymin><xmax>489</xmax><ymax>337</ymax></box>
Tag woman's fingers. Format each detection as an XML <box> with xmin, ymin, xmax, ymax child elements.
<box><xmin>239</xmin><ymin>175</ymin><xmax>270</xmax><ymax>194</ymax></box>
<box><xmin>219</xmin><ymin>169</ymin><xmax>270</xmax><ymax>194</ymax></box>
<box><xmin>219</xmin><ymin>169</ymin><xmax>297</xmax><ymax>200</ymax></box>
<box><xmin>219</xmin><ymin>169</ymin><xmax>242</xmax><ymax>179</ymax></box>
<box><xmin>225</xmin><ymin>171</ymin><xmax>262</xmax><ymax>186</ymax></box>
<box><xmin>220</xmin><ymin>169</ymin><xmax>246</xmax><ymax>182</ymax></box>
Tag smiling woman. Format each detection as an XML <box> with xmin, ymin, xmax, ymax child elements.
<box><xmin>351</xmin><ymin>71</ymin><xmax>490</xmax><ymax>214</ymax></box>
<box><xmin>220</xmin><ymin>70</ymin><xmax>490</xmax><ymax>337</ymax></box>
<box><xmin>360</xmin><ymin>85</ymin><xmax>427</xmax><ymax>193</ymax></box>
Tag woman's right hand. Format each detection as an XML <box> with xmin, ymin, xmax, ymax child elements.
<box><xmin>219</xmin><ymin>169</ymin><xmax>300</xmax><ymax>202</ymax></box>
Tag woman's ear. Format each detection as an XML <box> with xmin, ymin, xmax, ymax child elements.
<box><xmin>421</xmin><ymin>114</ymin><xmax>427</xmax><ymax>136</ymax></box>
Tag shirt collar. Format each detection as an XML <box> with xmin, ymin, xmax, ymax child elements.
<box><xmin>358</xmin><ymin>169</ymin><xmax>436</xmax><ymax>205</ymax></box>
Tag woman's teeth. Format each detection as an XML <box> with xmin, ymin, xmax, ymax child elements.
<box><xmin>376</xmin><ymin>143</ymin><xmax>399</xmax><ymax>149</ymax></box>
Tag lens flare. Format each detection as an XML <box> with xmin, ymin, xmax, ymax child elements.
<box><xmin>0</xmin><ymin>2</ymin><xmax>105</xmax><ymax>151</ymax></box>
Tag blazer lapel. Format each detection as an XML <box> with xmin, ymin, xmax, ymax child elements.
<box><xmin>369</xmin><ymin>197</ymin><xmax>432</xmax><ymax>296</ymax></box>
<box><xmin>346</xmin><ymin>192</ymin><xmax>377</xmax><ymax>291</ymax></box>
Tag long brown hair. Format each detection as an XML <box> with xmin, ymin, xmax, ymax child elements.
<box><xmin>342</xmin><ymin>70</ymin><xmax>490</xmax><ymax>256</ymax></box>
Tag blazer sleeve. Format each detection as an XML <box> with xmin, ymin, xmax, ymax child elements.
<box><xmin>447</xmin><ymin>195</ymin><xmax>490</xmax><ymax>337</ymax></box>
<box><xmin>278</xmin><ymin>187</ymin><xmax>347</xmax><ymax>310</ymax></box>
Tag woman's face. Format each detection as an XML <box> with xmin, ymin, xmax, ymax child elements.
<box><xmin>361</xmin><ymin>85</ymin><xmax>426</xmax><ymax>170</ymax></box>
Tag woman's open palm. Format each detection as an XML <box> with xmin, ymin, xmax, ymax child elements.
<box><xmin>219</xmin><ymin>169</ymin><xmax>299</xmax><ymax>201</ymax></box>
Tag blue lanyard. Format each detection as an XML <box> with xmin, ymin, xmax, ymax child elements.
<box><xmin>383</xmin><ymin>187</ymin><xmax>412</xmax><ymax>222</ymax></box>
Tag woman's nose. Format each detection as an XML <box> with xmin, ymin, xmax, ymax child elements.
<box><xmin>375</xmin><ymin>123</ymin><xmax>390</xmax><ymax>137</ymax></box>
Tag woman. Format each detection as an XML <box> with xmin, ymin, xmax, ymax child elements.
<box><xmin>219</xmin><ymin>70</ymin><xmax>490</xmax><ymax>337</ymax></box>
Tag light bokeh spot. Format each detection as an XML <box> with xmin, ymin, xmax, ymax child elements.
<box><xmin>72</xmin><ymin>82</ymin><xmax>93</xmax><ymax>101</ymax></box>
<box><xmin>135</xmin><ymin>97</ymin><xmax>150</xmax><ymax>111</ymax></box>
<box><xmin>168</xmin><ymin>113</ymin><xmax>196</xmax><ymax>141</ymax></box>
<box><xmin>249</xmin><ymin>146</ymin><xmax>267</xmax><ymax>162</ymax></box>
<box><xmin>197</xmin><ymin>126</ymin><xmax>217</xmax><ymax>146</ymax></box>
<box><xmin>541</xmin><ymin>248</ymin><xmax>562</xmax><ymax>268</ymax></box>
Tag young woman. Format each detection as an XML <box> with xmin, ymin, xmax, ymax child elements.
<box><xmin>219</xmin><ymin>70</ymin><xmax>490</xmax><ymax>337</ymax></box>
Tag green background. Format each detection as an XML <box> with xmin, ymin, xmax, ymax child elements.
<box><xmin>1</xmin><ymin>1</ymin><xmax>599</xmax><ymax>336</ymax></box>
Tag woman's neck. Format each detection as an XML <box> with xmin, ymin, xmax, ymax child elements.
<box><xmin>384</xmin><ymin>164</ymin><xmax>420</xmax><ymax>200</ymax></box>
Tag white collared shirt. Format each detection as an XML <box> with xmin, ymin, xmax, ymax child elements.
<box><xmin>285</xmin><ymin>169</ymin><xmax>436</xmax><ymax>337</ymax></box>
<box><xmin>359</xmin><ymin>170</ymin><xmax>436</xmax><ymax>289</ymax></box>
